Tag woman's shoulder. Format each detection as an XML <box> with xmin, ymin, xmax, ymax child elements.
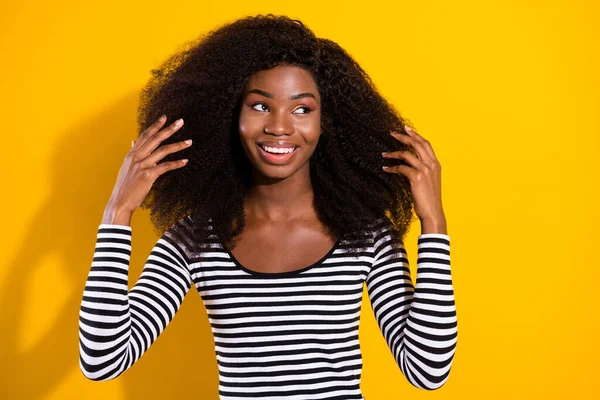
<box><xmin>160</xmin><ymin>214</ymin><xmax>194</xmax><ymax>252</ymax></box>
<box><xmin>162</xmin><ymin>212</ymin><xmax>216</xmax><ymax>256</ymax></box>
<box><xmin>367</xmin><ymin>216</ymin><xmax>393</xmax><ymax>235</ymax></box>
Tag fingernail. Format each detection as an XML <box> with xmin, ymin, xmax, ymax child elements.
<box><xmin>381</xmin><ymin>152</ymin><xmax>388</xmax><ymax>155</ymax></box>
<box><xmin>159</xmin><ymin>114</ymin><xmax>166</xmax><ymax>121</ymax></box>
<box><xmin>175</xmin><ymin>118</ymin><xmax>183</xmax><ymax>126</ymax></box>
<box><xmin>184</xmin><ymin>139</ymin><xmax>192</xmax><ymax>144</ymax></box>
<box><xmin>404</xmin><ymin>125</ymin><xmax>412</xmax><ymax>131</ymax></box>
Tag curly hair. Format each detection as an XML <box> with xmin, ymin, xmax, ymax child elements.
<box><xmin>137</xmin><ymin>14</ymin><xmax>418</xmax><ymax>255</ymax></box>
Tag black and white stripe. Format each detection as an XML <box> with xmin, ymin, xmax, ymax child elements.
<box><xmin>78</xmin><ymin>224</ymin><xmax>192</xmax><ymax>381</ymax></box>
<box><xmin>79</xmin><ymin>216</ymin><xmax>456</xmax><ymax>397</ymax></box>
<box><xmin>367</xmin><ymin>227</ymin><xmax>456</xmax><ymax>390</ymax></box>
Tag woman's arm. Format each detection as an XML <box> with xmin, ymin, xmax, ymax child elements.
<box><xmin>78</xmin><ymin>219</ymin><xmax>193</xmax><ymax>381</ymax></box>
<box><xmin>365</xmin><ymin>223</ymin><xmax>457</xmax><ymax>390</ymax></box>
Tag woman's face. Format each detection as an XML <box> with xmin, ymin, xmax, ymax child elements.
<box><xmin>238</xmin><ymin>64</ymin><xmax>322</xmax><ymax>181</ymax></box>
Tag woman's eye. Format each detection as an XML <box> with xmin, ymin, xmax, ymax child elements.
<box><xmin>251</xmin><ymin>103</ymin><xmax>269</xmax><ymax>112</ymax></box>
<box><xmin>293</xmin><ymin>107</ymin><xmax>312</xmax><ymax>114</ymax></box>
<box><xmin>250</xmin><ymin>104</ymin><xmax>312</xmax><ymax>114</ymax></box>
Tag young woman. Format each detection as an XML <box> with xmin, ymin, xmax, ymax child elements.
<box><xmin>79</xmin><ymin>14</ymin><xmax>457</xmax><ymax>399</ymax></box>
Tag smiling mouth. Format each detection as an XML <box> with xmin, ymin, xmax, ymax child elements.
<box><xmin>256</xmin><ymin>144</ymin><xmax>299</xmax><ymax>164</ymax></box>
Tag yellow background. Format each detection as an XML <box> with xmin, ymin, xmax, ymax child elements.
<box><xmin>1</xmin><ymin>0</ymin><xmax>598</xmax><ymax>399</ymax></box>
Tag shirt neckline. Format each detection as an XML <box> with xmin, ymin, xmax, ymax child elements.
<box><xmin>216</xmin><ymin>233</ymin><xmax>342</xmax><ymax>278</ymax></box>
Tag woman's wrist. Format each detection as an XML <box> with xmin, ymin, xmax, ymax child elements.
<box><xmin>102</xmin><ymin>203</ymin><xmax>134</xmax><ymax>226</ymax></box>
<box><xmin>420</xmin><ymin>216</ymin><xmax>447</xmax><ymax>235</ymax></box>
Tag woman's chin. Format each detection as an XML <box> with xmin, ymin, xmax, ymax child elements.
<box><xmin>251</xmin><ymin>158</ymin><xmax>309</xmax><ymax>181</ymax></box>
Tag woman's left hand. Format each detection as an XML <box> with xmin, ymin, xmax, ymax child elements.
<box><xmin>382</xmin><ymin>125</ymin><xmax>447</xmax><ymax>234</ymax></box>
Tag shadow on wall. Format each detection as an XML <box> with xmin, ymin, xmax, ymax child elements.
<box><xmin>0</xmin><ymin>91</ymin><xmax>219</xmax><ymax>399</ymax></box>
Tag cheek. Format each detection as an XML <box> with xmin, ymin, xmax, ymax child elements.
<box><xmin>238</xmin><ymin>112</ymin><xmax>254</xmax><ymax>139</ymax></box>
<box><xmin>238</xmin><ymin>122</ymin><xmax>249</xmax><ymax>138</ymax></box>
<box><xmin>300</xmin><ymin>113</ymin><xmax>322</xmax><ymax>142</ymax></box>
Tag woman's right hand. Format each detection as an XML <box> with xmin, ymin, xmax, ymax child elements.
<box><xmin>102</xmin><ymin>115</ymin><xmax>192</xmax><ymax>225</ymax></box>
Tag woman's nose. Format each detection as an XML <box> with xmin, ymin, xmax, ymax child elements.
<box><xmin>264</xmin><ymin>110</ymin><xmax>293</xmax><ymax>135</ymax></box>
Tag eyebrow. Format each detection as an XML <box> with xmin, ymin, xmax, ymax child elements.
<box><xmin>246</xmin><ymin>88</ymin><xmax>316</xmax><ymax>100</ymax></box>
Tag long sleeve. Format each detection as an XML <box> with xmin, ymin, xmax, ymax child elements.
<box><xmin>79</xmin><ymin>222</ymin><xmax>193</xmax><ymax>381</ymax></box>
<box><xmin>365</xmin><ymin>222</ymin><xmax>457</xmax><ymax>390</ymax></box>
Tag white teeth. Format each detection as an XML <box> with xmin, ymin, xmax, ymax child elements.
<box><xmin>261</xmin><ymin>145</ymin><xmax>295</xmax><ymax>154</ymax></box>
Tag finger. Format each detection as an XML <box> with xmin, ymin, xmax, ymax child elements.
<box><xmin>151</xmin><ymin>158</ymin><xmax>189</xmax><ymax>175</ymax></box>
<box><xmin>390</xmin><ymin>131</ymin><xmax>431</xmax><ymax>164</ymax></box>
<box><xmin>133</xmin><ymin>115</ymin><xmax>167</xmax><ymax>150</ymax></box>
<box><xmin>382</xmin><ymin>150</ymin><xmax>427</xmax><ymax>171</ymax></box>
<box><xmin>404</xmin><ymin>125</ymin><xmax>438</xmax><ymax>161</ymax></box>
<box><xmin>138</xmin><ymin>118</ymin><xmax>184</xmax><ymax>157</ymax></box>
<box><xmin>142</xmin><ymin>139</ymin><xmax>193</xmax><ymax>168</ymax></box>
<box><xmin>383</xmin><ymin>164</ymin><xmax>416</xmax><ymax>180</ymax></box>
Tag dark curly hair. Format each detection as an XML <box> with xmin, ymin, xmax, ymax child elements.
<box><xmin>137</xmin><ymin>14</ymin><xmax>418</xmax><ymax>255</ymax></box>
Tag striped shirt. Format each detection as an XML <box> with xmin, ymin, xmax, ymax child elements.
<box><xmin>79</xmin><ymin>215</ymin><xmax>457</xmax><ymax>399</ymax></box>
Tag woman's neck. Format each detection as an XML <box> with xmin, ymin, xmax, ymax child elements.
<box><xmin>245</xmin><ymin>169</ymin><xmax>315</xmax><ymax>222</ymax></box>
